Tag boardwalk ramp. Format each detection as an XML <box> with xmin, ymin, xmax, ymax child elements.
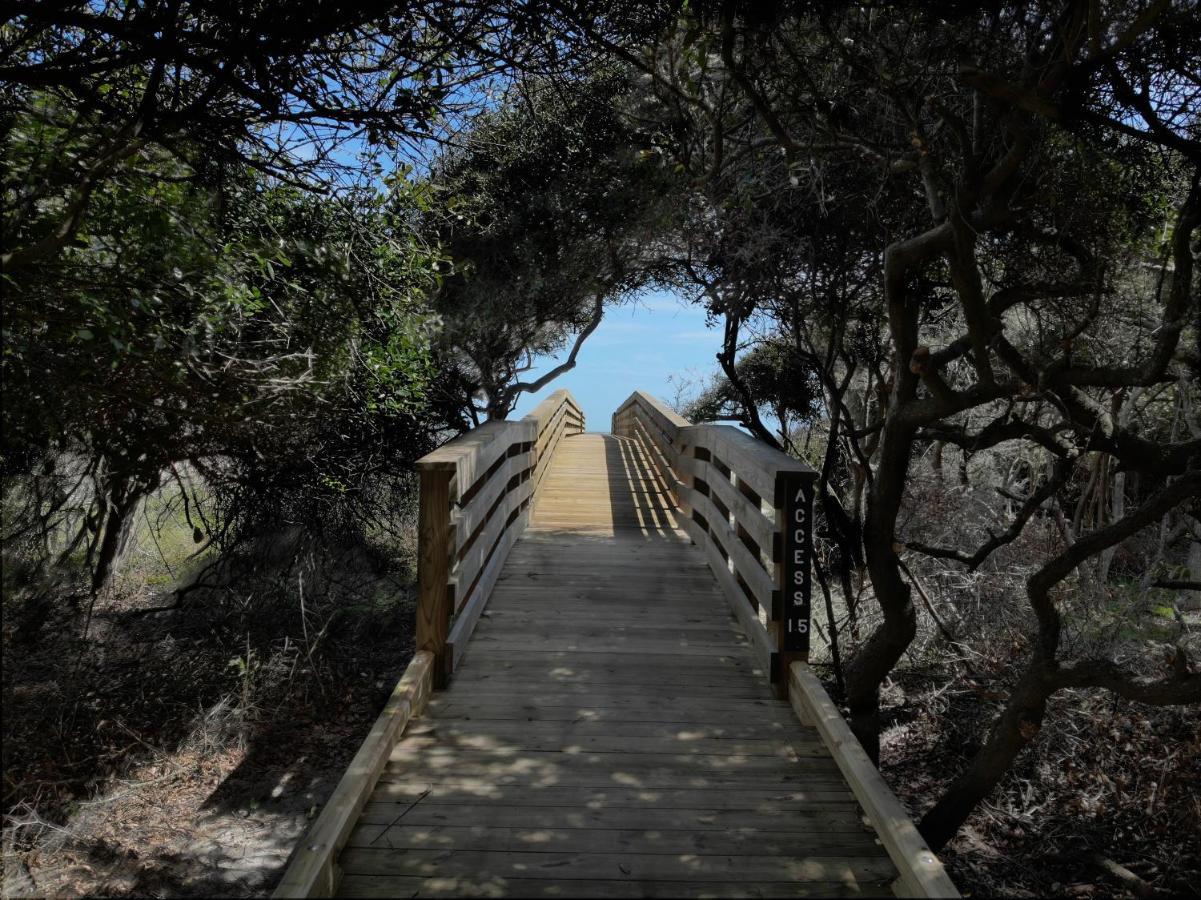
<box><xmin>276</xmin><ymin>391</ymin><xmax>958</xmax><ymax>899</ymax></box>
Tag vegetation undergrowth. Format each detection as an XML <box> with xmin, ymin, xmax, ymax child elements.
<box><xmin>3</xmin><ymin>488</ymin><xmax>418</xmax><ymax>897</ymax></box>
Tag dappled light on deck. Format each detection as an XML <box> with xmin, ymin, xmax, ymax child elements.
<box><xmin>528</xmin><ymin>433</ymin><xmax>681</xmax><ymax>536</ymax></box>
<box><xmin>331</xmin><ymin>429</ymin><xmax>899</xmax><ymax>898</ymax></box>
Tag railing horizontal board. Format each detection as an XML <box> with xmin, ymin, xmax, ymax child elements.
<box><xmin>618</xmin><ymin>405</ymin><xmax>678</xmax><ymax>465</ymax></box>
<box><xmin>446</xmin><ymin>508</ymin><xmax>529</xmax><ymax>672</ymax></box>
<box><xmin>454</xmin><ymin>474</ymin><xmax>533</xmax><ymax>609</ymax></box>
<box><xmin>454</xmin><ymin>450</ymin><xmax>534</xmax><ymax>543</ymax></box>
<box><xmin>683</xmin><ymin>484</ymin><xmax>776</xmax><ymax>609</ymax></box>
<box><xmin>526</xmin><ymin>388</ymin><xmax>584</xmax><ymax>435</ymax></box>
<box><xmin>530</xmin><ymin>415</ymin><xmax>581</xmax><ymax>518</ymax></box>
<box><xmin>614</xmin><ymin>390</ymin><xmax>689</xmax><ymax>439</ymax></box>
<box><xmin>679</xmin><ymin>424</ymin><xmax>815</xmax><ymax>504</ymax></box>
<box><xmin>413</xmin><ymin>389</ymin><xmax>583</xmax><ymax>684</ymax></box>
<box><xmin>679</xmin><ymin>456</ymin><xmax>775</xmax><ymax>558</ymax></box>
<box><xmin>418</xmin><ymin>420</ymin><xmax>536</xmax><ymax>500</ymax></box>
<box><xmin>625</xmin><ymin>414</ymin><xmax>682</xmax><ymax>496</ymax></box>
<box><xmin>679</xmin><ymin>514</ymin><xmax>773</xmax><ymax>673</ymax></box>
<box><xmin>533</xmin><ymin>411</ymin><xmax>571</xmax><ymax>478</ymax></box>
<box><xmin>637</xmin><ymin>405</ymin><xmax>678</xmax><ymax>460</ymax></box>
<box><xmin>633</xmin><ymin>409</ymin><xmax>678</xmax><ymax>454</ymax></box>
<box><xmin>612</xmin><ymin>389</ymin><xmax>820</xmax><ymax>702</ymax></box>
<box><xmin>535</xmin><ymin>403</ymin><xmax>571</xmax><ymax>457</ymax></box>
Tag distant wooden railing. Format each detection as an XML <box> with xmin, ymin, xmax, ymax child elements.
<box><xmin>415</xmin><ymin>389</ymin><xmax>585</xmax><ymax>685</ymax></box>
<box><xmin>275</xmin><ymin>391</ymin><xmax>584</xmax><ymax>899</ymax></box>
<box><xmin>613</xmin><ymin>390</ymin><xmax>817</xmax><ymax>696</ymax></box>
<box><xmin>612</xmin><ymin>390</ymin><xmax>957</xmax><ymax>900</ymax></box>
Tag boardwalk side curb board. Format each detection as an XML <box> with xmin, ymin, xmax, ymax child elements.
<box><xmin>789</xmin><ymin>663</ymin><xmax>959</xmax><ymax>899</ymax></box>
<box><xmin>273</xmin><ymin>650</ymin><xmax>435</xmax><ymax>898</ymax></box>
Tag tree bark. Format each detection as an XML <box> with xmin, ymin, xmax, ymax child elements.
<box><xmin>919</xmin><ymin>664</ymin><xmax>1053</xmax><ymax>850</ymax></box>
<box><xmin>493</xmin><ymin>292</ymin><xmax>605</xmax><ymax>420</ymax></box>
<box><xmin>89</xmin><ymin>469</ymin><xmax>159</xmax><ymax>596</ymax></box>
<box><xmin>844</xmin><ymin>407</ymin><xmax>919</xmax><ymax>762</ymax></box>
<box><xmin>842</xmin><ymin>225</ymin><xmax>946</xmax><ymax>762</ymax></box>
<box><xmin>920</xmin><ymin>470</ymin><xmax>1201</xmax><ymax>848</ymax></box>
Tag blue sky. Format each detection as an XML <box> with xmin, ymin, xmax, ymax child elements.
<box><xmin>511</xmin><ymin>289</ymin><xmax>722</xmax><ymax>430</ymax></box>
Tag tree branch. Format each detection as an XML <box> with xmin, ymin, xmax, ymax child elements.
<box><xmin>907</xmin><ymin>459</ymin><xmax>1072</xmax><ymax>571</ymax></box>
<box><xmin>501</xmin><ymin>291</ymin><xmax>605</xmax><ymax>414</ymax></box>
<box><xmin>1053</xmin><ymin>658</ymin><xmax>1201</xmax><ymax>706</ymax></box>
<box><xmin>2</xmin><ymin>126</ymin><xmax>147</xmax><ymax>270</ymax></box>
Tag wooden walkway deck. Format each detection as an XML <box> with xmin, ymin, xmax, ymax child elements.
<box><xmin>334</xmin><ymin>434</ymin><xmax>898</xmax><ymax>898</ymax></box>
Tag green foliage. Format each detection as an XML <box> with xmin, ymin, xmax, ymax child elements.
<box><xmin>422</xmin><ymin>70</ymin><xmax>682</xmax><ymax>419</ymax></box>
<box><xmin>1</xmin><ymin>103</ymin><xmax>443</xmax><ymax>587</ymax></box>
<box><xmin>683</xmin><ymin>341</ymin><xmax>819</xmax><ymax>430</ymax></box>
<box><xmin>4</xmin><ymin>138</ymin><xmax>436</xmax><ymax>460</ymax></box>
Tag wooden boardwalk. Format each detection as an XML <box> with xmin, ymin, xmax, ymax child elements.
<box><xmin>334</xmin><ymin>434</ymin><xmax>898</xmax><ymax>898</ymax></box>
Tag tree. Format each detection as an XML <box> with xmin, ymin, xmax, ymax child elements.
<box><xmin>576</xmin><ymin>0</ymin><xmax>1201</xmax><ymax>849</ymax></box>
<box><xmin>0</xmin><ymin>0</ymin><xmax>681</xmax><ymax>602</ymax></box>
<box><xmin>0</xmin><ymin>0</ymin><xmax>674</xmax><ymax>268</ymax></box>
<box><xmin>2</xmin><ymin>136</ymin><xmax>438</xmax><ymax>596</ymax></box>
<box><xmin>424</xmin><ymin>70</ymin><xmax>680</xmax><ymax>421</ymax></box>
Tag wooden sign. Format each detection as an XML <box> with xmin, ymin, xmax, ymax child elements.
<box><xmin>780</xmin><ymin>475</ymin><xmax>813</xmax><ymax>653</ymax></box>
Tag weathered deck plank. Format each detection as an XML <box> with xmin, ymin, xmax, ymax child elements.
<box><xmin>336</xmin><ymin>433</ymin><xmax>897</xmax><ymax>898</ymax></box>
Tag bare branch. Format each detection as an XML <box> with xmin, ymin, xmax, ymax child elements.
<box><xmin>501</xmin><ymin>292</ymin><xmax>605</xmax><ymax>414</ymax></box>
<box><xmin>906</xmin><ymin>459</ymin><xmax>1072</xmax><ymax>571</ymax></box>
<box><xmin>1053</xmin><ymin>658</ymin><xmax>1201</xmax><ymax>706</ymax></box>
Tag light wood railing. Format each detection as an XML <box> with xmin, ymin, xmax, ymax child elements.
<box><xmin>415</xmin><ymin>389</ymin><xmax>585</xmax><ymax>685</ymax></box>
<box><xmin>790</xmin><ymin>662</ymin><xmax>960</xmax><ymax>898</ymax></box>
<box><xmin>275</xmin><ymin>390</ymin><xmax>584</xmax><ymax>898</ymax></box>
<box><xmin>613</xmin><ymin>390</ymin><xmax>817</xmax><ymax>695</ymax></box>
<box><xmin>612</xmin><ymin>390</ymin><xmax>957</xmax><ymax>900</ymax></box>
<box><xmin>273</xmin><ymin>651</ymin><xmax>434</xmax><ymax>898</ymax></box>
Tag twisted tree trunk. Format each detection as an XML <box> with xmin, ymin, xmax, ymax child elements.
<box><xmin>920</xmin><ymin>470</ymin><xmax>1201</xmax><ymax>850</ymax></box>
<box><xmin>89</xmin><ymin>467</ymin><xmax>160</xmax><ymax>596</ymax></box>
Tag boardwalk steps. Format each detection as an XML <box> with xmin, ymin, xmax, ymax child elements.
<box><xmin>275</xmin><ymin>391</ymin><xmax>958</xmax><ymax>899</ymax></box>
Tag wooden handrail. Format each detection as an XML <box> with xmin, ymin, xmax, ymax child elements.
<box><xmin>527</xmin><ymin>388</ymin><xmax>586</xmax><ymax>512</ymax></box>
<box><xmin>614</xmin><ymin>390</ymin><xmax>955</xmax><ymax>899</ymax></box>
<box><xmin>273</xmin><ymin>651</ymin><xmax>435</xmax><ymax>898</ymax></box>
<box><xmin>612</xmin><ymin>390</ymin><xmax>816</xmax><ymax>697</ymax></box>
<box><xmin>790</xmin><ymin>663</ymin><xmax>960</xmax><ymax>898</ymax></box>
<box><xmin>415</xmin><ymin>390</ymin><xmax>585</xmax><ymax>684</ymax></box>
<box><xmin>277</xmin><ymin>394</ymin><xmax>584</xmax><ymax>898</ymax></box>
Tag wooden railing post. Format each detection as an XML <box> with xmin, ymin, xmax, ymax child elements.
<box><xmin>613</xmin><ymin>390</ymin><xmax>819</xmax><ymax>701</ymax></box>
<box><xmin>411</xmin><ymin>390</ymin><xmax>582</xmax><ymax>688</ymax></box>
<box><xmin>773</xmin><ymin>470</ymin><xmax>814</xmax><ymax>700</ymax></box>
<box><xmin>415</xmin><ymin>467</ymin><xmax>454</xmax><ymax>689</ymax></box>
